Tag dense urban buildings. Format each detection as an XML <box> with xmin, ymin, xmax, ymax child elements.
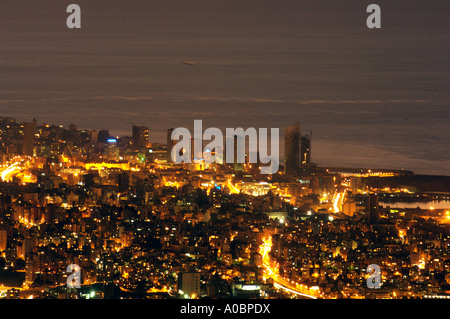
<box><xmin>0</xmin><ymin>116</ymin><xmax>449</xmax><ymax>300</ymax></box>
<box><xmin>284</xmin><ymin>123</ymin><xmax>300</xmax><ymax>178</ymax></box>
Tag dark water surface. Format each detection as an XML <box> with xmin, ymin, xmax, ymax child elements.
<box><xmin>1</xmin><ymin>0</ymin><xmax>449</xmax><ymax>174</ymax></box>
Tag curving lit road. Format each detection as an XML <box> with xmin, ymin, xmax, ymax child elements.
<box><xmin>0</xmin><ymin>162</ymin><xmax>21</xmax><ymax>182</ymax></box>
<box><xmin>259</xmin><ymin>237</ymin><xmax>318</xmax><ymax>299</ymax></box>
<box><xmin>227</xmin><ymin>179</ymin><xmax>240</xmax><ymax>194</ymax></box>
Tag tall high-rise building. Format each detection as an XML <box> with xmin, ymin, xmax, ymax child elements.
<box><xmin>350</xmin><ymin>176</ymin><xmax>362</xmax><ymax>194</ymax></box>
<box><xmin>106</xmin><ymin>139</ymin><xmax>119</xmax><ymax>160</ymax></box>
<box><xmin>25</xmin><ymin>258</ymin><xmax>35</xmax><ymax>286</ymax></box>
<box><xmin>368</xmin><ymin>194</ymin><xmax>380</xmax><ymax>224</ymax></box>
<box><xmin>178</xmin><ymin>272</ymin><xmax>200</xmax><ymax>298</ymax></box>
<box><xmin>233</xmin><ymin>135</ymin><xmax>245</xmax><ymax>172</ymax></box>
<box><xmin>22</xmin><ymin>120</ymin><xmax>36</xmax><ymax>156</ymax></box>
<box><xmin>0</xmin><ymin>229</ymin><xmax>7</xmax><ymax>252</ymax></box>
<box><xmin>224</xmin><ymin>135</ymin><xmax>245</xmax><ymax>172</ymax></box>
<box><xmin>118</xmin><ymin>173</ymin><xmax>129</xmax><ymax>193</ymax></box>
<box><xmin>132</xmin><ymin>125</ymin><xmax>149</xmax><ymax>150</ymax></box>
<box><xmin>90</xmin><ymin>130</ymin><xmax>99</xmax><ymax>148</ymax></box>
<box><xmin>167</xmin><ymin>128</ymin><xmax>175</xmax><ymax>162</ymax></box>
<box><xmin>98</xmin><ymin>130</ymin><xmax>111</xmax><ymax>144</ymax></box>
<box><xmin>191</xmin><ymin>137</ymin><xmax>203</xmax><ymax>163</ymax></box>
<box><xmin>301</xmin><ymin>131</ymin><xmax>312</xmax><ymax>166</ymax></box>
<box><xmin>284</xmin><ymin>123</ymin><xmax>300</xmax><ymax>177</ymax></box>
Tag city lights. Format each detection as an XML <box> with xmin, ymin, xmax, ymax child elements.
<box><xmin>0</xmin><ymin>116</ymin><xmax>448</xmax><ymax>301</ymax></box>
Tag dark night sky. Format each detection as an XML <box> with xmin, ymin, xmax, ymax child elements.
<box><xmin>0</xmin><ymin>0</ymin><xmax>449</xmax><ymax>174</ymax></box>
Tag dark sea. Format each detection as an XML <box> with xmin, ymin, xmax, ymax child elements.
<box><xmin>1</xmin><ymin>0</ymin><xmax>449</xmax><ymax>175</ymax></box>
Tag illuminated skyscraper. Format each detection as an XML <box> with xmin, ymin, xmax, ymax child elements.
<box><xmin>22</xmin><ymin>120</ymin><xmax>36</xmax><ymax>156</ymax></box>
<box><xmin>178</xmin><ymin>272</ymin><xmax>200</xmax><ymax>298</ymax></box>
<box><xmin>106</xmin><ymin>138</ymin><xmax>119</xmax><ymax>160</ymax></box>
<box><xmin>132</xmin><ymin>125</ymin><xmax>149</xmax><ymax>150</ymax></box>
<box><xmin>25</xmin><ymin>258</ymin><xmax>35</xmax><ymax>286</ymax></box>
<box><xmin>301</xmin><ymin>131</ymin><xmax>312</xmax><ymax>166</ymax></box>
<box><xmin>284</xmin><ymin>123</ymin><xmax>300</xmax><ymax>177</ymax></box>
<box><xmin>167</xmin><ymin>128</ymin><xmax>174</xmax><ymax>162</ymax></box>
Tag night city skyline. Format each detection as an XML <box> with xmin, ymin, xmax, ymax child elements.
<box><xmin>1</xmin><ymin>0</ymin><xmax>449</xmax><ymax>175</ymax></box>
<box><xmin>0</xmin><ymin>0</ymin><xmax>449</xmax><ymax>309</ymax></box>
